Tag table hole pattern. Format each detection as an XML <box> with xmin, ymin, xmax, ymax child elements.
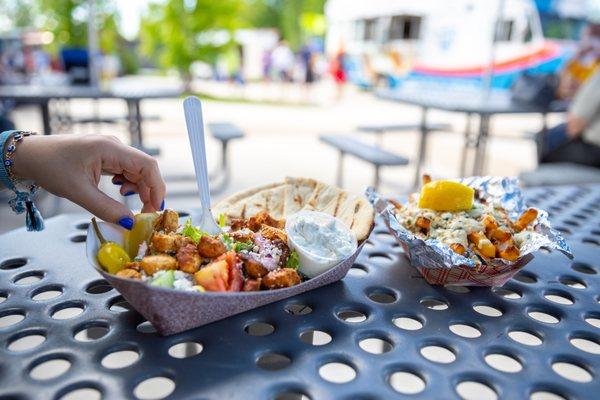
<box><xmin>244</xmin><ymin>322</ymin><xmax>275</xmax><ymax>336</ymax></box>
<box><xmin>168</xmin><ymin>342</ymin><xmax>203</xmax><ymax>359</ymax></box>
<box><xmin>73</xmin><ymin>322</ymin><xmax>110</xmax><ymax>342</ymax></box>
<box><xmin>0</xmin><ymin>188</ymin><xmax>598</xmax><ymax>399</ymax></box>
<box><xmin>420</xmin><ymin>345</ymin><xmax>456</xmax><ymax>364</ymax></box>
<box><xmin>133</xmin><ymin>376</ymin><xmax>175</xmax><ymax>400</ymax></box>
<box><xmin>101</xmin><ymin>349</ymin><xmax>139</xmax><ymax>369</ymax></box>
<box><xmin>358</xmin><ymin>337</ymin><xmax>393</xmax><ymax>354</ymax></box>
<box><xmin>274</xmin><ymin>390</ymin><xmax>311</xmax><ymax>400</ymax></box>
<box><xmin>256</xmin><ymin>352</ymin><xmax>291</xmax><ymax>371</ymax></box>
<box><xmin>29</xmin><ymin>357</ymin><xmax>71</xmax><ymax>381</ymax></box>
<box><xmin>484</xmin><ymin>353</ymin><xmax>523</xmax><ymax>373</ymax></box>
<box><xmin>318</xmin><ymin>362</ymin><xmax>356</xmax><ymax>383</ymax></box>
<box><xmin>300</xmin><ymin>330</ymin><xmax>332</xmax><ymax>346</ymax></box>
<box><xmin>388</xmin><ymin>371</ymin><xmax>426</xmax><ymax>394</ymax></box>
<box><xmin>529</xmin><ymin>392</ymin><xmax>567</xmax><ymax>400</ymax></box>
<box><xmin>7</xmin><ymin>331</ymin><xmax>46</xmax><ymax>352</ymax></box>
<box><xmin>456</xmin><ymin>381</ymin><xmax>497</xmax><ymax>400</ymax></box>
<box><xmin>59</xmin><ymin>387</ymin><xmax>102</xmax><ymax>400</ymax></box>
<box><xmin>392</xmin><ymin>316</ymin><xmax>423</xmax><ymax>330</ymax></box>
<box><xmin>449</xmin><ymin>323</ymin><xmax>481</xmax><ymax>338</ymax></box>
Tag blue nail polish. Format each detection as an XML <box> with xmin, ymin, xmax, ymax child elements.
<box><xmin>160</xmin><ymin>200</ymin><xmax>165</xmax><ymax>211</ymax></box>
<box><xmin>124</xmin><ymin>191</ymin><xmax>135</xmax><ymax>196</ymax></box>
<box><xmin>114</xmin><ymin>180</ymin><xmax>123</xmax><ymax>186</ymax></box>
<box><xmin>118</xmin><ymin>217</ymin><xmax>134</xmax><ymax>230</ymax></box>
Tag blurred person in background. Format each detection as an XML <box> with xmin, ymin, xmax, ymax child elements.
<box><xmin>539</xmin><ymin>68</ymin><xmax>600</xmax><ymax>168</ymax></box>
<box><xmin>271</xmin><ymin>40</ymin><xmax>294</xmax><ymax>82</ymax></box>
<box><xmin>330</xmin><ymin>47</ymin><xmax>346</xmax><ymax>101</ymax></box>
<box><xmin>557</xmin><ymin>21</ymin><xmax>600</xmax><ymax>99</ymax></box>
<box><xmin>300</xmin><ymin>42</ymin><xmax>316</xmax><ymax>98</ymax></box>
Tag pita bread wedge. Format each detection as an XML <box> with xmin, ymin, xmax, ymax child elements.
<box><xmin>213</xmin><ymin>178</ymin><xmax>374</xmax><ymax>241</ymax></box>
<box><xmin>283</xmin><ymin>177</ymin><xmax>318</xmax><ymax>214</ymax></box>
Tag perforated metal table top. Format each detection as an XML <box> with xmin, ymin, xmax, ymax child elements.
<box><xmin>0</xmin><ymin>184</ymin><xmax>599</xmax><ymax>400</ymax></box>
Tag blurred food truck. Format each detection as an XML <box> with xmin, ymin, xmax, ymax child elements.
<box><xmin>325</xmin><ymin>0</ymin><xmax>586</xmax><ymax>88</ymax></box>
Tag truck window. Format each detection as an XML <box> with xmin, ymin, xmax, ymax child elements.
<box><xmin>495</xmin><ymin>19</ymin><xmax>514</xmax><ymax>41</ymax></box>
<box><xmin>389</xmin><ymin>15</ymin><xmax>422</xmax><ymax>40</ymax></box>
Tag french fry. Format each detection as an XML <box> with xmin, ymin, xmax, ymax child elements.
<box><xmin>422</xmin><ymin>174</ymin><xmax>432</xmax><ymax>186</ymax></box>
<box><xmin>415</xmin><ymin>216</ymin><xmax>431</xmax><ymax>233</ymax></box>
<box><xmin>389</xmin><ymin>199</ymin><xmax>403</xmax><ymax>210</ymax></box>
<box><xmin>449</xmin><ymin>243</ymin><xmax>466</xmax><ymax>255</ymax></box>
<box><xmin>468</xmin><ymin>232</ymin><xmax>496</xmax><ymax>258</ymax></box>
<box><xmin>490</xmin><ymin>227</ymin><xmax>512</xmax><ymax>243</ymax></box>
<box><xmin>482</xmin><ymin>214</ymin><xmax>498</xmax><ymax>235</ymax></box>
<box><xmin>497</xmin><ymin>241</ymin><xmax>520</xmax><ymax>261</ymax></box>
<box><xmin>514</xmin><ymin>208</ymin><xmax>538</xmax><ymax>232</ymax></box>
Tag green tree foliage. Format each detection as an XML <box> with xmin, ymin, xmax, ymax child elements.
<box><xmin>140</xmin><ymin>0</ymin><xmax>246</xmax><ymax>83</ymax></box>
<box><xmin>36</xmin><ymin>0</ymin><xmax>120</xmax><ymax>53</ymax></box>
<box><xmin>247</xmin><ymin>0</ymin><xmax>326</xmax><ymax>50</ymax></box>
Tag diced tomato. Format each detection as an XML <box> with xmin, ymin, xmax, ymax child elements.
<box><xmin>193</xmin><ymin>260</ymin><xmax>229</xmax><ymax>291</ymax></box>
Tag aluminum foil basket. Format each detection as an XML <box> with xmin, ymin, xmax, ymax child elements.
<box><xmin>367</xmin><ymin>177</ymin><xmax>572</xmax><ymax>287</ymax></box>
<box><xmin>86</xmin><ymin>221</ymin><xmax>365</xmax><ymax>335</ymax></box>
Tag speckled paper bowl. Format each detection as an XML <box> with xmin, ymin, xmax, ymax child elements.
<box><xmin>86</xmin><ymin>220</ymin><xmax>365</xmax><ymax>335</ymax></box>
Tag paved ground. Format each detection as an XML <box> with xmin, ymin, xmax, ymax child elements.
<box><xmin>0</xmin><ymin>79</ymin><xmax>564</xmax><ymax>234</ymax></box>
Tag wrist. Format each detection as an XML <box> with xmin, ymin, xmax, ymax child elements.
<box><xmin>11</xmin><ymin>134</ymin><xmax>38</xmax><ymax>181</ymax></box>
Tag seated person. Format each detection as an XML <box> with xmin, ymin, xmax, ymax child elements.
<box><xmin>538</xmin><ymin>68</ymin><xmax>600</xmax><ymax>168</ymax></box>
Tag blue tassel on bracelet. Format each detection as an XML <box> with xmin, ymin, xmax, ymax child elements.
<box><xmin>7</xmin><ymin>189</ymin><xmax>44</xmax><ymax>231</ymax></box>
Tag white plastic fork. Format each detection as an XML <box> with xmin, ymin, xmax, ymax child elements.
<box><xmin>183</xmin><ymin>96</ymin><xmax>221</xmax><ymax>235</ymax></box>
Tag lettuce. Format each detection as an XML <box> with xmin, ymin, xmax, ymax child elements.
<box><xmin>286</xmin><ymin>250</ymin><xmax>300</xmax><ymax>270</ymax></box>
<box><xmin>181</xmin><ymin>219</ymin><xmax>206</xmax><ymax>244</ymax></box>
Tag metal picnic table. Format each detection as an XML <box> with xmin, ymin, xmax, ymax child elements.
<box><xmin>376</xmin><ymin>87</ymin><xmax>568</xmax><ymax>189</ymax></box>
<box><xmin>0</xmin><ymin>184</ymin><xmax>599</xmax><ymax>400</ymax></box>
<box><xmin>0</xmin><ymin>84</ymin><xmax>183</xmax><ymax>154</ymax></box>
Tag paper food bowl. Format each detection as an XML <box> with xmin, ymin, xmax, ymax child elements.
<box><xmin>86</xmin><ymin>219</ymin><xmax>365</xmax><ymax>335</ymax></box>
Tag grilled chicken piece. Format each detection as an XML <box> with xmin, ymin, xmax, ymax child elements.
<box><xmin>243</xmin><ymin>279</ymin><xmax>261</xmax><ymax>291</ymax></box>
<box><xmin>140</xmin><ymin>255</ymin><xmax>178</xmax><ymax>275</ymax></box>
<box><xmin>262</xmin><ymin>268</ymin><xmax>301</xmax><ymax>289</ymax></box>
<box><xmin>116</xmin><ymin>268</ymin><xmax>142</xmax><ymax>279</ymax></box>
<box><xmin>197</xmin><ymin>235</ymin><xmax>227</xmax><ymax>258</ymax></box>
<box><xmin>151</xmin><ymin>232</ymin><xmax>178</xmax><ymax>253</ymax></box>
<box><xmin>177</xmin><ymin>244</ymin><xmax>201</xmax><ymax>274</ymax></box>
<box><xmin>123</xmin><ymin>261</ymin><xmax>141</xmax><ymax>271</ymax></box>
<box><xmin>153</xmin><ymin>209</ymin><xmax>179</xmax><ymax>233</ymax></box>
<box><xmin>247</xmin><ymin>211</ymin><xmax>285</xmax><ymax>231</ymax></box>
<box><xmin>260</xmin><ymin>225</ymin><xmax>287</xmax><ymax>243</ymax></box>
<box><xmin>240</xmin><ymin>254</ymin><xmax>269</xmax><ymax>278</ymax></box>
<box><xmin>230</xmin><ymin>229</ymin><xmax>254</xmax><ymax>243</ymax></box>
<box><xmin>229</xmin><ymin>218</ymin><xmax>247</xmax><ymax>231</ymax></box>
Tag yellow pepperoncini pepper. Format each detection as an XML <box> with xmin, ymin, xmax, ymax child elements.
<box><xmin>92</xmin><ymin>217</ymin><xmax>130</xmax><ymax>274</ymax></box>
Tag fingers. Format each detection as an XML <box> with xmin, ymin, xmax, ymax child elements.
<box><xmin>119</xmin><ymin>181</ymin><xmax>137</xmax><ymax>197</ymax></box>
<box><xmin>71</xmin><ymin>180</ymin><xmax>134</xmax><ymax>229</ymax></box>
<box><xmin>116</xmin><ymin>152</ymin><xmax>165</xmax><ymax>212</ymax></box>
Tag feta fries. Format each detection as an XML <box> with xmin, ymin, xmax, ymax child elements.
<box><xmin>391</xmin><ymin>176</ymin><xmax>540</xmax><ymax>265</ymax></box>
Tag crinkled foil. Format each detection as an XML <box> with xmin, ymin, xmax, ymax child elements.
<box><xmin>366</xmin><ymin>177</ymin><xmax>573</xmax><ymax>286</ymax></box>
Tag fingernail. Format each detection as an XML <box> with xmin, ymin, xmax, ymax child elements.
<box><xmin>118</xmin><ymin>216</ymin><xmax>134</xmax><ymax>230</ymax></box>
<box><xmin>124</xmin><ymin>191</ymin><xmax>135</xmax><ymax>196</ymax></box>
<box><xmin>160</xmin><ymin>199</ymin><xmax>165</xmax><ymax>211</ymax></box>
<box><xmin>113</xmin><ymin>180</ymin><xmax>123</xmax><ymax>186</ymax></box>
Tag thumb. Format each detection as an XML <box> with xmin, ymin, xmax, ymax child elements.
<box><xmin>70</xmin><ymin>184</ymin><xmax>134</xmax><ymax>229</ymax></box>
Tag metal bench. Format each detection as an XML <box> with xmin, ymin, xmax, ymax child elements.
<box><xmin>357</xmin><ymin>123</ymin><xmax>451</xmax><ymax>145</ymax></box>
<box><xmin>320</xmin><ymin>134</ymin><xmax>408</xmax><ymax>189</ymax></box>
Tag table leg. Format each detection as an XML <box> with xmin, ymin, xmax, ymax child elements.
<box><xmin>127</xmin><ymin>99</ymin><xmax>160</xmax><ymax>156</ymax></box>
<box><xmin>472</xmin><ymin>114</ymin><xmax>490</xmax><ymax>175</ymax></box>
<box><xmin>459</xmin><ymin>113</ymin><xmax>472</xmax><ymax>177</ymax></box>
<box><xmin>41</xmin><ymin>100</ymin><xmax>52</xmax><ymax>135</ymax></box>
<box><xmin>413</xmin><ymin>107</ymin><xmax>429</xmax><ymax>189</ymax></box>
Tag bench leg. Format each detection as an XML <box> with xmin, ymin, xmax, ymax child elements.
<box><xmin>374</xmin><ymin>166</ymin><xmax>380</xmax><ymax>190</ymax></box>
<box><xmin>337</xmin><ymin>151</ymin><xmax>345</xmax><ymax>187</ymax></box>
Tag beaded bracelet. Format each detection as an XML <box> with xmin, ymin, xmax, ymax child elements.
<box><xmin>0</xmin><ymin>130</ymin><xmax>44</xmax><ymax>231</ymax></box>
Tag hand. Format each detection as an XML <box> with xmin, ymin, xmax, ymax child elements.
<box><xmin>12</xmin><ymin>134</ymin><xmax>166</xmax><ymax>229</ymax></box>
<box><xmin>566</xmin><ymin>113</ymin><xmax>586</xmax><ymax>139</ymax></box>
